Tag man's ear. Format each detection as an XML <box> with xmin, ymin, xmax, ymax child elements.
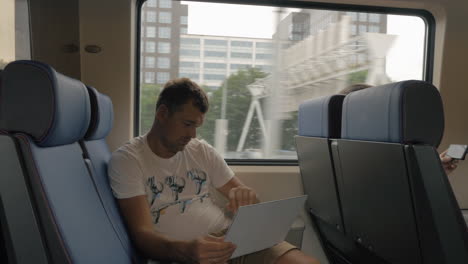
<box><xmin>156</xmin><ymin>104</ymin><xmax>170</xmax><ymax>122</ymax></box>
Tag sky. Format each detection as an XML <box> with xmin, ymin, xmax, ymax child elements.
<box><xmin>182</xmin><ymin>1</ymin><xmax>426</xmax><ymax>82</ymax></box>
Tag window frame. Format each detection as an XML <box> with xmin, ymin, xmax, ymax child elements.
<box><xmin>135</xmin><ymin>0</ymin><xmax>436</xmax><ymax>166</ymax></box>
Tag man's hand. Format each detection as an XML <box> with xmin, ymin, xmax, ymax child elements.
<box><xmin>226</xmin><ymin>186</ymin><xmax>259</xmax><ymax>213</ymax></box>
<box><xmin>440</xmin><ymin>150</ymin><xmax>459</xmax><ymax>175</ymax></box>
<box><xmin>183</xmin><ymin>235</ymin><xmax>236</xmax><ymax>264</ymax></box>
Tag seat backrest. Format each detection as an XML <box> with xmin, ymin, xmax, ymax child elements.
<box><xmin>0</xmin><ymin>60</ymin><xmax>133</xmax><ymax>264</ymax></box>
<box><xmin>337</xmin><ymin>80</ymin><xmax>468</xmax><ymax>264</ymax></box>
<box><xmin>296</xmin><ymin>94</ymin><xmax>344</xmax><ymax>228</ymax></box>
<box><xmin>82</xmin><ymin>86</ymin><xmax>142</xmax><ymax>263</ymax></box>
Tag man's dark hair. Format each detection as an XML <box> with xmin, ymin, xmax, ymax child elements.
<box><xmin>156</xmin><ymin>78</ymin><xmax>209</xmax><ymax>114</ymax></box>
<box><xmin>339</xmin><ymin>83</ymin><xmax>373</xmax><ymax>95</ymax></box>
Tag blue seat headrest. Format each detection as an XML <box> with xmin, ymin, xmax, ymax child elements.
<box><xmin>84</xmin><ymin>86</ymin><xmax>114</xmax><ymax>140</ymax></box>
<box><xmin>0</xmin><ymin>60</ymin><xmax>91</xmax><ymax>147</ymax></box>
<box><xmin>298</xmin><ymin>94</ymin><xmax>345</xmax><ymax>138</ymax></box>
<box><xmin>341</xmin><ymin>80</ymin><xmax>444</xmax><ymax>147</ymax></box>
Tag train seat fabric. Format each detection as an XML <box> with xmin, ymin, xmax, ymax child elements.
<box><xmin>82</xmin><ymin>86</ymin><xmax>141</xmax><ymax>263</ymax></box>
<box><xmin>296</xmin><ymin>95</ymin><xmax>345</xmax><ymax>233</ymax></box>
<box><xmin>298</xmin><ymin>94</ymin><xmax>345</xmax><ymax>138</ymax></box>
<box><xmin>0</xmin><ymin>60</ymin><xmax>133</xmax><ymax>263</ymax></box>
<box><xmin>341</xmin><ymin>80</ymin><xmax>444</xmax><ymax>147</ymax></box>
<box><xmin>337</xmin><ymin>80</ymin><xmax>468</xmax><ymax>263</ymax></box>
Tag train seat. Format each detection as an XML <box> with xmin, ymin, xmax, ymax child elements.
<box><xmin>337</xmin><ymin>80</ymin><xmax>468</xmax><ymax>263</ymax></box>
<box><xmin>0</xmin><ymin>60</ymin><xmax>133</xmax><ymax>263</ymax></box>
<box><xmin>81</xmin><ymin>86</ymin><xmax>142</xmax><ymax>263</ymax></box>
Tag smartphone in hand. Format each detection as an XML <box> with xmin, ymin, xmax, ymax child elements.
<box><xmin>447</xmin><ymin>144</ymin><xmax>468</xmax><ymax>160</ymax></box>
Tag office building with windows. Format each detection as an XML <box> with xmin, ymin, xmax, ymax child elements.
<box><xmin>178</xmin><ymin>34</ymin><xmax>274</xmax><ymax>90</ymax></box>
<box><xmin>140</xmin><ymin>0</ymin><xmax>187</xmax><ymax>85</ymax></box>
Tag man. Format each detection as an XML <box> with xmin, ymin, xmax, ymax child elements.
<box><xmin>108</xmin><ymin>78</ymin><xmax>319</xmax><ymax>264</ymax></box>
<box><xmin>339</xmin><ymin>84</ymin><xmax>459</xmax><ymax>175</ymax></box>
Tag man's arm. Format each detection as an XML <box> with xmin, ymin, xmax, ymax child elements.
<box><xmin>216</xmin><ymin>177</ymin><xmax>260</xmax><ymax>213</ymax></box>
<box><xmin>117</xmin><ymin>195</ymin><xmax>236</xmax><ymax>263</ymax></box>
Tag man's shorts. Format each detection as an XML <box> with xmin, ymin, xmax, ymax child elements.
<box><xmin>228</xmin><ymin>241</ymin><xmax>297</xmax><ymax>264</ymax></box>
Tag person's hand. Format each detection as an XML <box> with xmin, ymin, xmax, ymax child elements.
<box><xmin>185</xmin><ymin>235</ymin><xmax>236</xmax><ymax>264</ymax></box>
<box><xmin>440</xmin><ymin>150</ymin><xmax>459</xmax><ymax>175</ymax></box>
<box><xmin>226</xmin><ymin>186</ymin><xmax>259</xmax><ymax>213</ymax></box>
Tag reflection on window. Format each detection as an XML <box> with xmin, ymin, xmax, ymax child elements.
<box><xmin>147</xmin><ymin>0</ymin><xmax>157</xmax><ymax>7</ymax></box>
<box><xmin>138</xmin><ymin>1</ymin><xmax>429</xmax><ymax>160</ymax></box>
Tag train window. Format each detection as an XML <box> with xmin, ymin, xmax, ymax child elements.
<box><xmin>0</xmin><ymin>0</ymin><xmax>31</xmax><ymax>69</ymax></box>
<box><xmin>137</xmin><ymin>0</ymin><xmax>432</xmax><ymax>162</ymax></box>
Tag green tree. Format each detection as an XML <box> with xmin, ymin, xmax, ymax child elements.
<box><xmin>198</xmin><ymin>68</ymin><xmax>268</xmax><ymax>151</ymax></box>
<box><xmin>348</xmin><ymin>70</ymin><xmax>368</xmax><ymax>84</ymax></box>
<box><xmin>139</xmin><ymin>83</ymin><xmax>161</xmax><ymax>135</ymax></box>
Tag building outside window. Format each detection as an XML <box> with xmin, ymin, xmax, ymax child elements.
<box><xmin>181</xmin><ymin>27</ymin><xmax>188</xmax><ymax>34</ymax></box>
<box><xmin>159</xmin><ymin>27</ymin><xmax>171</xmax><ymax>38</ymax></box>
<box><xmin>231</xmin><ymin>52</ymin><xmax>252</xmax><ymax>59</ymax></box>
<box><xmin>157</xmin><ymin>72</ymin><xmax>170</xmax><ymax>84</ymax></box>
<box><xmin>146</xmin><ymin>26</ymin><xmax>156</xmax><ymax>38</ymax></box>
<box><xmin>159</xmin><ymin>11</ymin><xmax>171</xmax><ymax>24</ymax></box>
<box><xmin>205</xmin><ymin>51</ymin><xmax>227</xmax><ymax>57</ymax></box>
<box><xmin>145</xmin><ymin>41</ymin><xmax>156</xmax><ymax>53</ymax></box>
<box><xmin>180</xmin><ymin>61</ymin><xmax>200</xmax><ymax>68</ymax></box>
<box><xmin>159</xmin><ymin>0</ymin><xmax>172</xmax><ymax>8</ymax></box>
<box><xmin>145</xmin><ymin>56</ymin><xmax>155</xmax><ymax>68</ymax></box>
<box><xmin>144</xmin><ymin>72</ymin><xmax>155</xmax><ymax>83</ymax></box>
<box><xmin>180</xmin><ymin>49</ymin><xmax>200</xmax><ymax>57</ymax></box>
<box><xmin>369</xmin><ymin>14</ymin><xmax>380</xmax><ymax>23</ymax></box>
<box><xmin>157</xmin><ymin>57</ymin><xmax>170</xmax><ymax>69</ymax></box>
<box><xmin>181</xmin><ymin>16</ymin><xmax>188</xmax><ymax>25</ymax></box>
<box><xmin>146</xmin><ymin>11</ymin><xmax>156</xmax><ymax>22</ymax></box>
<box><xmin>146</xmin><ymin>0</ymin><xmax>157</xmax><ymax>7</ymax></box>
<box><xmin>359</xmin><ymin>12</ymin><xmax>367</xmax><ymax>22</ymax></box>
<box><xmin>158</xmin><ymin>42</ymin><xmax>171</xmax><ymax>53</ymax></box>
<box><xmin>204</xmin><ymin>62</ymin><xmax>227</xmax><ymax>69</ymax></box>
<box><xmin>231</xmin><ymin>40</ymin><xmax>253</xmax><ymax>47</ymax></box>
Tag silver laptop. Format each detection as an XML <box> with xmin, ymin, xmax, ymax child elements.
<box><xmin>225</xmin><ymin>195</ymin><xmax>307</xmax><ymax>258</ymax></box>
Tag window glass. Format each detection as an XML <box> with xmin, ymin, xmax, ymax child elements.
<box><xmin>181</xmin><ymin>16</ymin><xmax>188</xmax><ymax>25</ymax></box>
<box><xmin>157</xmin><ymin>72</ymin><xmax>170</xmax><ymax>84</ymax></box>
<box><xmin>205</xmin><ymin>51</ymin><xmax>227</xmax><ymax>57</ymax></box>
<box><xmin>159</xmin><ymin>27</ymin><xmax>171</xmax><ymax>38</ymax></box>
<box><xmin>146</xmin><ymin>26</ymin><xmax>156</xmax><ymax>38</ymax></box>
<box><xmin>146</xmin><ymin>11</ymin><xmax>157</xmax><ymax>22</ymax></box>
<box><xmin>204</xmin><ymin>63</ymin><xmax>226</xmax><ymax>69</ymax></box>
<box><xmin>146</xmin><ymin>41</ymin><xmax>156</xmax><ymax>53</ymax></box>
<box><xmin>145</xmin><ymin>56</ymin><xmax>155</xmax><ymax>68</ymax></box>
<box><xmin>158</xmin><ymin>42</ymin><xmax>171</xmax><ymax>53</ymax></box>
<box><xmin>139</xmin><ymin>1</ymin><xmax>429</xmax><ymax>160</ymax></box>
<box><xmin>157</xmin><ymin>57</ymin><xmax>170</xmax><ymax>68</ymax></box>
<box><xmin>147</xmin><ymin>0</ymin><xmax>157</xmax><ymax>7</ymax></box>
<box><xmin>205</xmin><ymin>39</ymin><xmax>227</xmax><ymax>46</ymax></box>
<box><xmin>180</xmin><ymin>49</ymin><xmax>200</xmax><ymax>57</ymax></box>
<box><xmin>159</xmin><ymin>0</ymin><xmax>172</xmax><ymax>8</ymax></box>
<box><xmin>231</xmin><ymin>52</ymin><xmax>252</xmax><ymax>59</ymax></box>
<box><xmin>159</xmin><ymin>11</ymin><xmax>172</xmax><ymax>23</ymax></box>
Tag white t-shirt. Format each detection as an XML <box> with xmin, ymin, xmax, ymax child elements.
<box><xmin>108</xmin><ymin>135</ymin><xmax>234</xmax><ymax>241</ymax></box>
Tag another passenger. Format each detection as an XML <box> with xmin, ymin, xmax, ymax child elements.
<box><xmin>339</xmin><ymin>83</ymin><xmax>459</xmax><ymax>175</ymax></box>
<box><xmin>108</xmin><ymin>78</ymin><xmax>319</xmax><ymax>264</ymax></box>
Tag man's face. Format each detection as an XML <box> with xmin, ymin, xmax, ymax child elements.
<box><xmin>158</xmin><ymin>100</ymin><xmax>205</xmax><ymax>155</ymax></box>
